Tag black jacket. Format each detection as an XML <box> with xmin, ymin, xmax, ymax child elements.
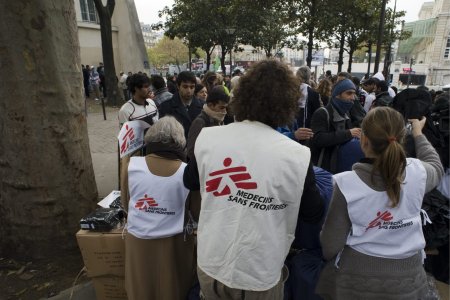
<box><xmin>158</xmin><ymin>92</ymin><xmax>204</xmax><ymax>138</ymax></box>
<box><xmin>310</xmin><ymin>104</ymin><xmax>353</xmax><ymax>174</ymax></box>
<box><xmin>296</xmin><ymin>87</ymin><xmax>321</xmax><ymax>128</ymax></box>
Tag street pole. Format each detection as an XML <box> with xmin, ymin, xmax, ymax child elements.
<box><xmin>407</xmin><ymin>58</ymin><xmax>413</xmax><ymax>88</ymax></box>
<box><xmin>374</xmin><ymin>0</ymin><xmax>388</xmax><ymax>73</ymax></box>
<box><xmin>383</xmin><ymin>0</ymin><xmax>397</xmax><ymax>79</ymax></box>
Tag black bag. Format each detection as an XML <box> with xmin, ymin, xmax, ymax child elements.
<box><xmin>394</xmin><ymin>89</ymin><xmax>447</xmax><ymax>167</ymax></box>
<box><xmin>421</xmin><ymin>188</ymin><xmax>450</xmax><ymax>248</ymax></box>
<box><xmin>393</xmin><ymin>88</ymin><xmax>432</xmax><ymax>119</ymax></box>
<box><xmin>80</xmin><ymin>207</ymin><xmax>125</xmax><ymax>231</ymax></box>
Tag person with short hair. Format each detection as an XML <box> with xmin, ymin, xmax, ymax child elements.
<box><xmin>118</xmin><ymin>73</ymin><xmax>158</xmax><ymax>127</ymax></box>
<box><xmin>362</xmin><ymin>77</ymin><xmax>380</xmax><ymax>112</ymax></box>
<box><xmin>194</xmin><ymin>83</ymin><xmax>207</xmax><ymax>102</ymax></box>
<box><xmin>121</xmin><ymin>116</ymin><xmax>196</xmax><ymax>300</ymax></box>
<box><xmin>159</xmin><ymin>71</ymin><xmax>204</xmax><ymax>138</ymax></box>
<box><xmin>184</xmin><ymin>60</ymin><xmax>324</xmax><ymax>299</ymax></box>
<box><xmin>119</xmin><ymin>71</ymin><xmax>128</xmax><ymax>102</ymax></box>
<box><xmin>89</xmin><ymin>65</ymin><xmax>101</xmax><ymax>101</ymax></box>
<box><xmin>372</xmin><ymin>80</ymin><xmax>393</xmax><ymax>108</ymax></box>
<box><xmin>317</xmin><ymin>107</ymin><xmax>444</xmax><ymax>300</ymax></box>
<box><xmin>150</xmin><ymin>74</ymin><xmax>172</xmax><ymax>108</ymax></box>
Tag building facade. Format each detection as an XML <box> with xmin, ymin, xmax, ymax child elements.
<box><xmin>140</xmin><ymin>23</ymin><xmax>164</xmax><ymax>48</ymax></box>
<box><xmin>75</xmin><ymin>0</ymin><xmax>149</xmax><ymax>73</ymax></box>
<box><xmin>397</xmin><ymin>0</ymin><xmax>450</xmax><ymax>87</ymax></box>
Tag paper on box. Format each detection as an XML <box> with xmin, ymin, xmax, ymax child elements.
<box><xmin>76</xmin><ymin>229</ymin><xmax>125</xmax><ymax>277</ymax></box>
<box><xmin>92</xmin><ymin>276</ymin><xmax>127</xmax><ymax>300</ymax></box>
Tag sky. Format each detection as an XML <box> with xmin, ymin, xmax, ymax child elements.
<box><xmin>133</xmin><ymin>0</ymin><xmax>428</xmax><ymax>27</ymax></box>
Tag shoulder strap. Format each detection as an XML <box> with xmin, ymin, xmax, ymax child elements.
<box><xmin>317</xmin><ymin>107</ymin><xmax>330</xmax><ymax>168</ymax></box>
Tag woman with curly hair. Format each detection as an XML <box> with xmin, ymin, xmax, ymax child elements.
<box><xmin>184</xmin><ymin>59</ymin><xmax>324</xmax><ymax>299</ymax></box>
<box><xmin>316</xmin><ymin>78</ymin><xmax>332</xmax><ymax>106</ymax></box>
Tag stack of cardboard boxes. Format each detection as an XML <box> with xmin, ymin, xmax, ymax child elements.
<box><xmin>76</xmin><ymin>229</ymin><xmax>127</xmax><ymax>300</ymax></box>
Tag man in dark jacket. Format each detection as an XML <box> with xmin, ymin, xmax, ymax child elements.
<box><xmin>310</xmin><ymin>79</ymin><xmax>361</xmax><ymax>174</ymax></box>
<box><xmin>159</xmin><ymin>71</ymin><xmax>204</xmax><ymax>138</ymax></box>
<box><xmin>373</xmin><ymin>80</ymin><xmax>393</xmax><ymax>108</ymax></box>
<box><xmin>151</xmin><ymin>74</ymin><xmax>172</xmax><ymax>108</ymax></box>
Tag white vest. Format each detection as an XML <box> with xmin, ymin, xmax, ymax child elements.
<box><xmin>127</xmin><ymin>157</ymin><xmax>189</xmax><ymax>239</ymax></box>
<box><xmin>334</xmin><ymin>158</ymin><xmax>427</xmax><ymax>259</ymax></box>
<box><xmin>195</xmin><ymin>121</ymin><xmax>311</xmax><ymax>291</ymax></box>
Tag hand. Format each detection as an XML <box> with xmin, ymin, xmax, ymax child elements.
<box><xmin>408</xmin><ymin>117</ymin><xmax>426</xmax><ymax>137</ymax></box>
<box><xmin>294</xmin><ymin>127</ymin><xmax>314</xmax><ymax>141</ymax></box>
<box><xmin>349</xmin><ymin>128</ymin><xmax>361</xmax><ymax>138</ymax></box>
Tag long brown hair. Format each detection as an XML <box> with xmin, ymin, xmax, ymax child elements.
<box><xmin>361</xmin><ymin>107</ymin><xmax>407</xmax><ymax>207</ymax></box>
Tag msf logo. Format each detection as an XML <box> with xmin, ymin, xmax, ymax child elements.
<box><xmin>135</xmin><ymin>194</ymin><xmax>158</xmax><ymax>210</ymax></box>
<box><xmin>206</xmin><ymin>157</ymin><xmax>257</xmax><ymax>197</ymax></box>
<box><xmin>366</xmin><ymin>211</ymin><xmax>393</xmax><ymax>231</ymax></box>
<box><xmin>120</xmin><ymin>124</ymin><xmax>135</xmax><ymax>154</ymax></box>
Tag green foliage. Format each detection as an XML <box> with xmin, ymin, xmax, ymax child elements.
<box><xmin>156</xmin><ymin>0</ymin><xmax>413</xmax><ymax>71</ymax></box>
<box><xmin>147</xmin><ymin>36</ymin><xmax>189</xmax><ymax>69</ymax></box>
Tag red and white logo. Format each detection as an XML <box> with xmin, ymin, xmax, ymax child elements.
<box><xmin>366</xmin><ymin>210</ymin><xmax>393</xmax><ymax>231</ymax></box>
<box><xmin>135</xmin><ymin>194</ymin><xmax>158</xmax><ymax>210</ymax></box>
<box><xmin>206</xmin><ymin>157</ymin><xmax>257</xmax><ymax>197</ymax></box>
<box><xmin>120</xmin><ymin>124</ymin><xmax>135</xmax><ymax>154</ymax></box>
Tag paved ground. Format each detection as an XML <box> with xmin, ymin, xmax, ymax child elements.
<box><xmin>86</xmin><ymin>105</ymin><xmax>121</xmax><ymax>198</ymax></box>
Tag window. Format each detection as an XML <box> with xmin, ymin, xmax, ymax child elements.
<box><xmin>80</xmin><ymin>0</ymin><xmax>99</xmax><ymax>23</ymax></box>
<box><xmin>445</xmin><ymin>34</ymin><xmax>450</xmax><ymax>59</ymax></box>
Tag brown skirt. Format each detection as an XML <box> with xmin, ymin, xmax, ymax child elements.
<box><xmin>125</xmin><ymin>232</ymin><xmax>196</xmax><ymax>300</ymax></box>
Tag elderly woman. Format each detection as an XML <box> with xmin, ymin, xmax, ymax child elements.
<box><xmin>120</xmin><ymin>116</ymin><xmax>196</xmax><ymax>300</ymax></box>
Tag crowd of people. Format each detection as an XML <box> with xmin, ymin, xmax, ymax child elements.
<box><xmin>115</xmin><ymin>59</ymin><xmax>449</xmax><ymax>300</ymax></box>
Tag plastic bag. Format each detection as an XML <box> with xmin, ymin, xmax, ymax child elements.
<box><xmin>79</xmin><ymin>207</ymin><xmax>125</xmax><ymax>231</ymax></box>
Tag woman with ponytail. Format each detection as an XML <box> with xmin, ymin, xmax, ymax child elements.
<box><xmin>316</xmin><ymin>107</ymin><xmax>444</xmax><ymax>299</ymax></box>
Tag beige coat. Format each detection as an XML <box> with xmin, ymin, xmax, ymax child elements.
<box><xmin>121</xmin><ymin>156</ymin><xmax>196</xmax><ymax>300</ymax></box>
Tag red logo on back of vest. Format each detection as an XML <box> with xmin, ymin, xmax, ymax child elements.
<box><xmin>206</xmin><ymin>157</ymin><xmax>257</xmax><ymax>196</ymax></box>
<box><xmin>366</xmin><ymin>210</ymin><xmax>393</xmax><ymax>231</ymax></box>
<box><xmin>135</xmin><ymin>194</ymin><xmax>158</xmax><ymax>210</ymax></box>
<box><xmin>120</xmin><ymin>124</ymin><xmax>135</xmax><ymax>154</ymax></box>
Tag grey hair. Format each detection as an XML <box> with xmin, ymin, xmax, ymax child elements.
<box><xmin>144</xmin><ymin>116</ymin><xmax>186</xmax><ymax>148</ymax></box>
<box><xmin>296</xmin><ymin>66</ymin><xmax>311</xmax><ymax>83</ymax></box>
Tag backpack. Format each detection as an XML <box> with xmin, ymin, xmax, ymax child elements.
<box><xmin>394</xmin><ymin>89</ymin><xmax>447</xmax><ymax>167</ymax></box>
<box><xmin>421</xmin><ymin>188</ymin><xmax>450</xmax><ymax>248</ymax></box>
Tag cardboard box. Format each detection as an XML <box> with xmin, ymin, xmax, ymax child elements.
<box><xmin>76</xmin><ymin>229</ymin><xmax>125</xmax><ymax>277</ymax></box>
<box><xmin>92</xmin><ymin>276</ymin><xmax>127</xmax><ymax>300</ymax></box>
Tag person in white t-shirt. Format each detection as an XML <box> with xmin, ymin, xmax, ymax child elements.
<box><xmin>118</xmin><ymin>73</ymin><xmax>158</xmax><ymax>128</ymax></box>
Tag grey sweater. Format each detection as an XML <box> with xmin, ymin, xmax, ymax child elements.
<box><xmin>316</xmin><ymin>134</ymin><xmax>444</xmax><ymax>300</ymax></box>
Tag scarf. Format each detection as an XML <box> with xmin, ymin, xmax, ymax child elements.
<box><xmin>203</xmin><ymin>104</ymin><xmax>226</xmax><ymax>123</ymax></box>
<box><xmin>146</xmin><ymin>141</ymin><xmax>186</xmax><ymax>162</ymax></box>
<box><xmin>331</xmin><ymin>97</ymin><xmax>353</xmax><ymax>116</ymax></box>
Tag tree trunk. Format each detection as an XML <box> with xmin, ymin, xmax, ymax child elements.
<box><xmin>220</xmin><ymin>47</ymin><xmax>227</xmax><ymax>75</ymax></box>
<box><xmin>366</xmin><ymin>40</ymin><xmax>373</xmax><ymax>78</ymax></box>
<box><xmin>206</xmin><ymin>51</ymin><xmax>211</xmax><ymax>72</ymax></box>
<box><xmin>93</xmin><ymin>0</ymin><xmax>121</xmax><ymax>107</ymax></box>
<box><xmin>306</xmin><ymin>28</ymin><xmax>314</xmax><ymax>68</ymax></box>
<box><xmin>337</xmin><ymin>28</ymin><xmax>345</xmax><ymax>73</ymax></box>
<box><xmin>347</xmin><ymin>49</ymin><xmax>354</xmax><ymax>74</ymax></box>
<box><xmin>0</xmin><ymin>1</ymin><xmax>98</xmax><ymax>259</ymax></box>
<box><xmin>374</xmin><ymin>0</ymin><xmax>387</xmax><ymax>73</ymax></box>
<box><xmin>188</xmin><ymin>47</ymin><xmax>192</xmax><ymax>71</ymax></box>
<box><xmin>347</xmin><ymin>36</ymin><xmax>358</xmax><ymax>74</ymax></box>
<box><xmin>306</xmin><ymin>0</ymin><xmax>317</xmax><ymax>67</ymax></box>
